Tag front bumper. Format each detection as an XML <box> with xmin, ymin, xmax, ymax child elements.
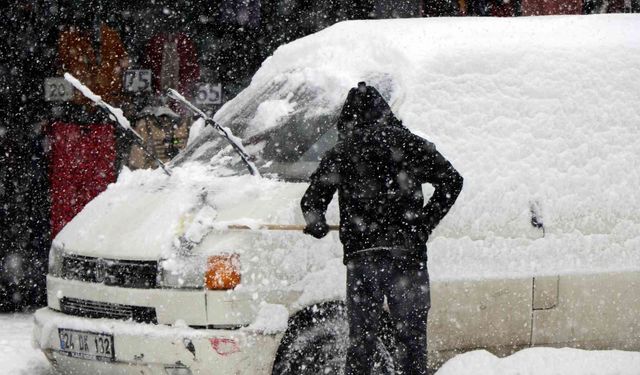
<box><xmin>33</xmin><ymin>308</ymin><xmax>282</xmax><ymax>374</ymax></box>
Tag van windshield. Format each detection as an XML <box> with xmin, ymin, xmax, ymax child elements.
<box><xmin>171</xmin><ymin>104</ymin><xmax>340</xmax><ymax>181</ymax></box>
<box><xmin>171</xmin><ymin>73</ymin><xmax>394</xmax><ymax>180</ymax></box>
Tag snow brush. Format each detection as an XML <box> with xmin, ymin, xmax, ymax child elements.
<box><xmin>226</xmin><ymin>224</ymin><xmax>339</xmax><ymax>231</ymax></box>
<box><xmin>63</xmin><ymin>73</ymin><xmax>172</xmax><ymax>176</ymax></box>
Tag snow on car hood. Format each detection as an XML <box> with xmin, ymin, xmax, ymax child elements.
<box><xmin>53</xmin><ymin>163</ymin><xmax>338</xmax><ymax>260</ymax></box>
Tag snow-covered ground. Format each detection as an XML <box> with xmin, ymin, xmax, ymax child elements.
<box><xmin>436</xmin><ymin>347</ymin><xmax>640</xmax><ymax>375</ymax></box>
<box><xmin>4</xmin><ymin>312</ymin><xmax>640</xmax><ymax>374</ymax></box>
<box><xmin>0</xmin><ymin>314</ymin><xmax>52</xmax><ymax>374</ymax></box>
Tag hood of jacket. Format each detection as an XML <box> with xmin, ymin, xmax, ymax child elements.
<box><xmin>336</xmin><ymin>82</ymin><xmax>405</xmax><ymax>139</ymax></box>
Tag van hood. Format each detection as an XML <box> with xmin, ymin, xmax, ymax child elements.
<box><xmin>53</xmin><ymin>163</ymin><xmax>330</xmax><ymax>260</ymax></box>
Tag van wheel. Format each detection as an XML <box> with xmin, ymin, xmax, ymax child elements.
<box><xmin>272</xmin><ymin>302</ymin><xmax>395</xmax><ymax>375</ymax></box>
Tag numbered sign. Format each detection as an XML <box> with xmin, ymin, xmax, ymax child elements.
<box><xmin>123</xmin><ymin>70</ymin><xmax>152</xmax><ymax>93</ymax></box>
<box><xmin>44</xmin><ymin>78</ymin><xmax>74</xmax><ymax>102</ymax></box>
<box><xmin>195</xmin><ymin>83</ymin><xmax>223</xmax><ymax>106</ymax></box>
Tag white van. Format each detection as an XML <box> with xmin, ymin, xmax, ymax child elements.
<box><xmin>33</xmin><ymin>15</ymin><xmax>640</xmax><ymax>374</ymax></box>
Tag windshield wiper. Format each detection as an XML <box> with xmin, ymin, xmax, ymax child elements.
<box><xmin>64</xmin><ymin>73</ymin><xmax>172</xmax><ymax>176</ymax></box>
<box><xmin>167</xmin><ymin>89</ymin><xmax>260</xmax><ymax>177</ymax></box>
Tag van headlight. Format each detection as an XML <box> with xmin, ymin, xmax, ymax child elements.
<box><xmin>158</xmin><ymin>254</ymin><xmax>240</xmax><ymax>290</ymax></box>
<box><xmin>48</xmin><ymin>244</ymin><xmax>65</xmax><ymax>277</ymax></box>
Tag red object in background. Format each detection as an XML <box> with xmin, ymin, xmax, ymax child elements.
<box><xmin>142</xmin><ymin>33</ymin><xmax>200</xmax><ymax>96</ymax></box>
<box><xmin>47</xmin><ymin>122</ymin><xmax>116</xmax><ymax>238</ymax></box>
<box><xmin>521</xmin><ymin>0</ymin><xmax>582</xmax><ymax>16</ymax></box>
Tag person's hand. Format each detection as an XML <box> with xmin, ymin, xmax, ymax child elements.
<box><xmin>303</xmin><ymin>221</ymin><xmax>330</xmax><ymax>239</ymax></box>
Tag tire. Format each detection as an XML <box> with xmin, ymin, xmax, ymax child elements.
<box><xmin>272</xmin><ymin>302</ymin><xmax>396</xmax><ymax>375</ymax></box>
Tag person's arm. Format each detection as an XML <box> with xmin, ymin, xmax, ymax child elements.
<box><xmin>128</xmin><ymin>119</ymin><xmax>150</xmax><ymax>170</ymax></box>
<box><xmin>404</xmin><ymin>131</ymin><xmax>464</xmax><ymax>236</ymax></box>
<box><xmin>421</xmin><ymin>148</ymin><xmax>463</xmax><ymax>236</ymax></box>
<box><xmin>300</xmin><ymin>151</ymin><xmax>340</xmax><ymax>238</ymax></box>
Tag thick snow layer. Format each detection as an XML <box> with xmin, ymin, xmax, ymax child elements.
<box><xmin>216</xmin><ymin>14</ymin><xmax>640</xmax><ymax>240</ymax></box>
<box><xmin>216</xmin><ymin>15</ymin><xmax>640</xmax><ymax>283</ymax></box>
<box><xmin>55</xmin><ymin>165</ymin><xmax>322</xmax><ymax>260</ymax></box>
<box><xmin>435</xmin><ymin>347</ymin><xmax>640</xmax><ymax>375</ymax></box>
<box><xmin>186</xmin><ymin>118</ymin><xmax>206</xmax><ymax>146</ymax></box>
<box><xmin>0</xmin><ymin>314</ymin><xmax>52</xmax><ymax>375</ymax></box>
<box><xmin>33</xmin><ymin>309</ymin><xmax>215</xmax><ymax>342</ymax></box>
<box><xmin>247</xmin><ymin>93</ymin><xmax>297</xmax><ymax>136</ymax></box>
<box><xmin>57</xmin><ymin>16</ymin><xmax>640</xmax><ymax>300</ymax></box>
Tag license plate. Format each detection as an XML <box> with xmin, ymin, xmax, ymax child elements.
<box><xmin>58</xmin><ymin>328</ymin><xmax>115</xmax><ymax>362</ymax></box>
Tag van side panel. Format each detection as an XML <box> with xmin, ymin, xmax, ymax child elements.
<box><xmin>532</xmin><ymin>271</ymin><xmax>640</xmax><ymax>350</ymax></box>
<box><xmin>428</xmin><ymin>277</ymin><xmax>533</xmax><ymax>365</ymax></box>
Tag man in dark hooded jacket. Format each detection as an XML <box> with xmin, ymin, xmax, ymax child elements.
<box><xmin>301</xmin><ymin>82</ymin><xmax>463</xmax><ymax>375</ymax></box>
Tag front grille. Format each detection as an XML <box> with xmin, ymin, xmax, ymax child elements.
<box><xmin>60</xmin><ymin>297</ymin><xmax>157</xmax><ymax>323</ymax></box>
<box><xmin>61</xmin><ymin>255</ymin><xmax>158</xmax><ymax>288</ymax></box>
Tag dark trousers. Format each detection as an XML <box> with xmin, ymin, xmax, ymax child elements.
<box><xmin>345</xmin><ymin>255</ymin><xmax>431</xmax><ymax>375</ymax></box>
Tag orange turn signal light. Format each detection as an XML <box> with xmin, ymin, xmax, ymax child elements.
<box><xmin>205</xmin><ymin>254</ymin><xmax>241</xmax><ymax>290</ymax></box>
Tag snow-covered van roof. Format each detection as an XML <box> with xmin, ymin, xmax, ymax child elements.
<box><xmin>58</xmin><ymin>15</ymin><xmax>640</xmax><ymax>282</ymax></box>
<box><xmin>216</xmin><ymin>13</ymin><xmax>640</xmax><ymax>236</ymax></box>
<box><xmin>213</xmin><ymin>15</ymin><xmax>640</xmax><ymax>278</ymax></box>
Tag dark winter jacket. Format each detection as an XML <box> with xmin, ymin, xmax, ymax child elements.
<box><xmin>301</xmin><ymin>83</ymin><xmax>463</xmax><ymax>265</ymax></box>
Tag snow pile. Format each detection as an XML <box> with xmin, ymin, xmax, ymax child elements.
<box><xmin>55</xmin><ymin>163</ymin><xmax>307</xmax><ymax>259</ymax></box>
<box><xmin>244</xmin><ymin>302</ymin><xmax>289</xmax><ymax>334</ymax></box>
<box><xmin>216</xmin><ymin>14</ymin><xmax>640</xmax><ymax>241</ymax></box>
<box><xmin>435</xmin><ymin>347</ymin><xmax>640</xmax><ymax>375</ymax></box>
<box><xmin>0</xmin><ymin>314</ymin><xmax>52</xmax><ymax>375</ymax></box>
<box><xmin>54</xmin><ymin>164</ymin><xmax>210</xmax><ymax>259</ymax></box>
<box><xmin>248</xmin><ymin>92</ymin><xmax>296</xmax><ymax>136</ymax></box>
<box><xmin>33</xmin><ymin>309</ymin><xmax>214</xmax><ymax>342</ymax></box>
<box><xmin>186</xmin><ymin>117</ymin><xmax>206</xmax><ymax>146</ymax></box>
<box><xmin>292</xmin><ymin>258</ymin><xmax>346</xmax><ymax>307</ymax></box>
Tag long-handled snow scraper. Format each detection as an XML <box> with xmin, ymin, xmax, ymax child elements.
<box><xmin>166</xmin><ymin>88</ymin><xmax>260</xmax><ymax>177</ymax></box>
<box><xmin>226</xmin><ymin>224</ymin><xmax>339</xmax><ymax>231</ymax></box>
<box><xmin>63</xmin><ymin>73</ymin><xmax>172</xmax><ymax>176</ymax></box>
